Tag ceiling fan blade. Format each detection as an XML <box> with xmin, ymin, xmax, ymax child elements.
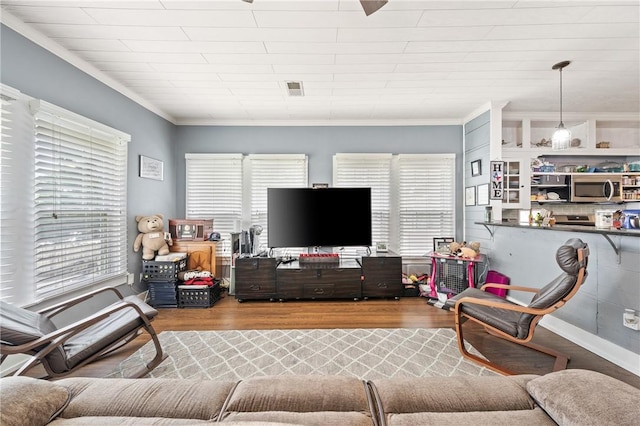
<box><xmin>241</xmin><ymin>0</ymin><xmax>253</xmax><ymax>3</ymax></box>
<box><xmin>360</xmin><ymin>0</ymin><xmax>388</xmax><ymax>16</ymax></box>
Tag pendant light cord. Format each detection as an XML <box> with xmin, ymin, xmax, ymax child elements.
<box><xmin>559</xmin><ymin>67</ymin><xmax>564</xmax><ymax>126</ymax></box>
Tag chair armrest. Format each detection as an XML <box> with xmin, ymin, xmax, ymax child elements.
<box><xmin>39</xmin><ymin>287</ymin><xmax>125</xmax><ymax>318</ymax></box>
<box><xmin>454</xmin><ymin>296</ymin><xmax>556</xmax><ymax>316</ymax></box>
<box><xmin>3</xmin><ymin>299</ymin><xmax>151</xmax><ymax>356</ymax></box>
<box><xmin>480</xmin><ymin>283</ymin><xmax>540</xmax><ymax>293</ymax></box>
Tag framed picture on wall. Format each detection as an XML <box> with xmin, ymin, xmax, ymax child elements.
<box><xmin>139</xmin><ymin>155</ymin><xmax>164</xmax><ymax>181</ymax></box>
<box><xmin>471</xmin><ymin>159</ymin><xmax>482</xmax><ymax>177</ymax></box>
<box><xmin>465</xmin><ymin>186</ymin><xmax>476</xmax><ymax>206</ymax></box>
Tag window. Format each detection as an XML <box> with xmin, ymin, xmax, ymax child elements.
<box><xmin>0</xmin><ymin>87</ymin><xmax>130</xmax><ymax>306</ymax></box>
<box><xmin>184</xmin><ymin>153</ymin><xmax>308</xmax><ymax>256</ymax></box>
<box><xmin>334</xmin><ymin>153</ymin><xmax>455</xmax><ymax>257</ymax></box>
<box><xmin>185</xmin><ymin>153</ymin><xmax>243</xmax><ymax>237</ymax></box>
<box><xmin>31</xmin><ymin>100</ymin><xmax>130</xmax><ymax>302</ymax></box>
<box><xmin>248</xmin><ymin>154</ymin><xmax>308</xmax><ymax>253</ymax></box>
<box><xmin>396</xmin><ymin>154</ymin><xmax>456</xmax><ymax>256</ymax></box>
<box><xmin>333</xmin><ymin>153</ymin><xmax>392</xmax><ymax>255</ymax></box>
<box><xmin>0</xmin><ymin>86</ymin><xmax>35</xmax><ymax>306</ymax></box>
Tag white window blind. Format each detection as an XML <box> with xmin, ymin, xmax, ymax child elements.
<box><xmin>396</xmin><ymin>154</ymin><xmax>456</xmax><ymax>256</ymax></box>
<box><xmin>248</xmin><ymin>154</ymin><xmax>308</xmax><ymax>253</ymax></box>
<box><xmin>0</xmin><ymin>86</ymin><xmax>35</xmax><ymax>305</ymax></box>
<box><xmin>31</xmin><ymin>100</ymin><xmax>129</xmax><ymax>301</ymax></box>
<box><xmin>333</xmin><ymin>153</ymin><xmax>392</xmax><ymax>255</ymax></box>
<box><xmin>185</xmin><ymin>153</ymin><xmax>243</xmax><ymax>246</ymax></box>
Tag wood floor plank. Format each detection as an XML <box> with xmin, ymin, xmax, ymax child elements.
<box><xmin>34</xmin><ymin>293</ymin><xmax>639</xmax><ymax>388</ymax></box>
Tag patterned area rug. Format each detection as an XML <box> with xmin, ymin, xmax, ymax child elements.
<box><xmin>109</xmin><ymin>328</ymin><xmax>498</xmax><ymax>380</ymax></box>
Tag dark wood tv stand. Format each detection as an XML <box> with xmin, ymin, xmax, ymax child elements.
<box><xmin>234</xmin><ymin>254</ymin><xmax>402</xmax><ymax>302</ymax></box>
<box><xmin>277</xmin><ymin>259</ymin><xmax>363</xmax><ymax>301</ymax></box>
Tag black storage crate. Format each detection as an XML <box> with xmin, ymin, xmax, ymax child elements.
<box><xmin>142</xmin><ymin>258</ymin><xmax>187</xmax><ymax>282</ymax></box>
<box><xmin>178</xmin><ymin>282</ymin><xmax>221</xmax><ymax>308</ymax></box>
<box><xmin>148</xmin><ymin>281</ymin><xmax>178</xmax><ymax>308</ymax></box>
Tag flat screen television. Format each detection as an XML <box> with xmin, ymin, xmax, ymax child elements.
<box><xmin>268</xmin><ymin>187</ymin><xmax>372</xmax><ymax>248</ymax></box>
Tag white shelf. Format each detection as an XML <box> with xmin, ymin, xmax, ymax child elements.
<box><xmin>502</xmin><ymin>116</ymin><xmax>640</xmax><ymax>156</ymax></box>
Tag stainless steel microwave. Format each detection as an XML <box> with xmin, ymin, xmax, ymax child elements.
<box><xmin>571</xmin><ymin>174</ymin><xmax>622</xmax><ymax>203</ymax></box>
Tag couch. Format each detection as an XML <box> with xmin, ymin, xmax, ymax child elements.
<box><xmin>1</xmin><ymin>369</ymin><xmax>638</xmax><ymax>426</ymax></box>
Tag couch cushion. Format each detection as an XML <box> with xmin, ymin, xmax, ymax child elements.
<box><xmin>56</xmin><ymin>377</ymin><xmax>235</xmax><ymax>421</ymax></box>
<box><xmin>385</xmin><ymin>407</ymin><xmax>556</xmax><ymax>425</ymax></box>
<box><xmin>371</xmin><ymin>375</ymin><xmax>539</xmax><ymax>414</ymax></box>
<box><xmin>220</xmin><ymin>376</ymin><xmax>374</xmax><ymax>425</ymax></box>
<box><xmin>0</xmin><ymin>376</ymin><xmax>70</xmax><ymax>426</ymax></box>
<box><xmin>527</xmin><ymin>369</ymin><xmax>640</xmax><ymax>426</ymax></box>
<box><xmin>221</xmin><ymin>411</ymin><xmax>372</xmax><ymax>425</ymax></box>
<box><xmin>49</xmin><ymin>416</ymin><xmax>213</xmax><ymax>425</ymax></box>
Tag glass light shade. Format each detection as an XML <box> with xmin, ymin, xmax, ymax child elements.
<box><xmin>552</xmin><ymin>125</ymin><xmax>571</xmax><ymax>150</ymax></box>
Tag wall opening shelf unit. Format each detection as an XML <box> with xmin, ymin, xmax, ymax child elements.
<box><xmin>502</xmin><ymin>116</ymin><xmax>640</xmax><ymax>156</ymax></box>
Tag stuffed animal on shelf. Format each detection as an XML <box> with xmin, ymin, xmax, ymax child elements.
<box><xmin>133</xmin><ymin>214</ymin><xmax>172</xmax><ymax>260</ymax></box>
<box><xmin>448</xmin><ymin>241</ymin><xmax>480</xmax><ymax>259</ymax></box>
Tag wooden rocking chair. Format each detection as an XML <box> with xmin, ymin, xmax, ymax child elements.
<box><xmin>448</xmin><ymin>238</ymin><xmax>589</xmax><ymax>375</ymax></box>
<box><xmin>1</xmin><ymin>287</ymin><xmax>167</xmax><ymax>379</ymax></box>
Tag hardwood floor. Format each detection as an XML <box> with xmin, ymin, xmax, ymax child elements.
<box><xmin>43</xmin><ymin>292</ymin><xmax>640</xmax><ymax>388</ymax></box>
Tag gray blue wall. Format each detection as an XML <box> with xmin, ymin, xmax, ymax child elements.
<box><xmin>174</xmin><ymin>125</ymin><xmax>464</xmax><ymax>240</ymax></box>
<box><xmin>1</xmin><ymin>24</ymin><xmax>177</xmax><ymax>285</ymax></box>
<box><xmin>463</xmin><ymin>111</ymin><xmax>492</xmax><ymax>256</ymax></box>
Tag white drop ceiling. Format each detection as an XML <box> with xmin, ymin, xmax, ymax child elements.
<box><xmin>1</xmin><ymin>0</ymin><xmax>639</xmax><ymax>125</ymax></box>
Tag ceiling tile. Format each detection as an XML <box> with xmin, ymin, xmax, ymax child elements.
<box><xmin>1</xmin><ymin>1</ymin><xmax>637</xmax><ymax>124</ymax></box>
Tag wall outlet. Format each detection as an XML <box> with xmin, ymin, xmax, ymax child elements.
<box><xmin>623</xmin><ymin>309</ymin><xmax>640</xmax><ymax>331</ymax></box>
<box><xmin>127</xmin><ymin>272</ymin><xmax>134</xmax><ymax>285</ymax></box>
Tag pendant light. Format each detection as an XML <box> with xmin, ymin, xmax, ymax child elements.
<box><xmin>551</xmin><ymin>60</ymin><xmax>571</xmax><ymax>150</ymax></box>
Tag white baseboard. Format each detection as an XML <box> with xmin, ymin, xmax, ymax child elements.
<box><xmin>540</xmin><ymin>315</ymin><xmax>640</xmax><ymax>377</ymax></box>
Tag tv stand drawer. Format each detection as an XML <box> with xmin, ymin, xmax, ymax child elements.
<box><xmin>235</xmin><ymin>257</ymin><xmax>277</xmax><ymax>301</ymax></box>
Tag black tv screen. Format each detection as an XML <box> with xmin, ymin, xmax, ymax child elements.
<box><xmin>268</xmin><ymin>187</ymin><xmax>372</xmax><ymax>248</ymax></box>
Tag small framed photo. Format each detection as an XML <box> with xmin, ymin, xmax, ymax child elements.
<box><xmin>376</xmin><ymin>242</ymin><xmax>388</xmax><ymax>253</ymax></box>
<box><xmin>471</xmin><ymin>159</ymin><xmax>482</xmax><ymax>177</ymax></box>
<box><xmin>139</xmin><ymin>155</ymin><xmax>164</xmax><ymax>181</ymax></box>
<box><xmin>465</xmin><ymin>186</ymin><xmax>476</xmax><ymax>206</ymax></box>
<box><xmin>476</xmin><ymin>183</ymin><xmax>489</xmax><ymax>205</ymax></box>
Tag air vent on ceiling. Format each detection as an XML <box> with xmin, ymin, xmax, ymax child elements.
<box><xmin>286</xmin><ymin>81</ymin><xmax>304</xmax><ymax>97</ymax></box>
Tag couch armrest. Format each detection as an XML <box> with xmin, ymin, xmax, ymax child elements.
<box><xmin>527</xmin><ymin>369</ymin><xmax>640</xmax><ymax>426</ymax></box>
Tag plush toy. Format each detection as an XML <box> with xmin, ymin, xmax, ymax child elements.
<box><xmin>448</xmin><ymin>241</ymin><xmax>479</xmax><ymax>259</ymax></box>
<box><xmin>133</xmin><ymin>214</ymin><xmax>172</xmax><ymax>260</ymax></box>
<box><xmin>449</xmin><ymin>241</ymin><xmax>463</xmax><ymax>254</ymax></box>
<box><xmin>457</xmin><ymin>246</ymin><xmax>478</xmax><ymax>259</ymax></box>
<box><xmin>467</xmin><ymin>241</ymin><xmax>481</xmax><ymax>253</ymax></box>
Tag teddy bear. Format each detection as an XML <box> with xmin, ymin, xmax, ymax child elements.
<box><xmin>133</xmin><ymin>214</ymin><xmax>172</xmax><ymax>260</ymax></box>
<box><xmin>448</xmin><ymin>241</ymin><xmax>480</xmax><ymax>259</ymax></box>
